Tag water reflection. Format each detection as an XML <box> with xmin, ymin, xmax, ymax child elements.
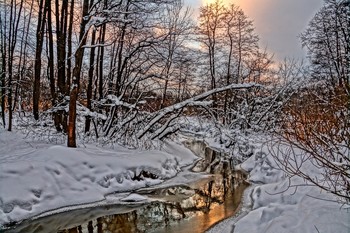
<box><xmin>59</xmin><ymin>172</ymin><xmax>247</xmax><ymax>233</ymax></box>
<box><xmin>5</xmin><ymin>140</ymin><xmax>249</xmax><ymax>233</ymax></box>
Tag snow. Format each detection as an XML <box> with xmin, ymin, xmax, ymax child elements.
<box><xmin>209</xmin><ymin>137</ymin><xmax>350</xmax><ymax>233</ymax></box>
<box><xmin>137</xmin><ymin>83</ymin><xmax>261</xmax><ymax>139</ymax></box>
<box><xmin>0</xmin><ymin>128</ymin><xmax>349</xmax><ymax>232</ymax></box>
<box><xmin>120</xmin><ymin>193</ymin><xmax>148</xmax><ymax>202</ymax></box>
<box><xmin>0</xmin><ymin>129</ymin><xmax>197</xmax><ymax>227</ymax></box>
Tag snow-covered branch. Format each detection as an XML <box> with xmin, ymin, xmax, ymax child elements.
<box><xmin>137</xmin><ymin>83</ymin><xmax>262</xmax><ymax>139</ymax></box>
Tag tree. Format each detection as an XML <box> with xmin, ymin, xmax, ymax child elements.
<box><xmin>197</xmin><ymin>1</ymin><xmax>267</xmax><ymax>124</ymax></box>
<box><xmin>67</xmin><ymin>0</ymin><xmax>90</xmax><ymax>147</ymax></box>
<box><xmin>197</xmin><ymin>0</ymin><xmax>225</xmax><ymax>114</ymax></box>
<box><xmin>0</xmin><ymin>6</ymin><xmax>6</xmax><ymax>127</ymax></box>
<box><xmin>156</xmin><ymin>2</ymin><xmax>193</xmax><ymax>109</ymax></box>
<box><xmin>46</xmin><ymin>0</ymin><xmax>59</xmax><ymax>131</ymax></box>
<box><xmin>33</xmin><ymin>0</ymin><xmax>47</xmax><ymax>121</ymax></box>
<box><xmin>273</xmin><ymin>0</ymin><xmax>350</xmax><ymax>203</ymax></box>
<box><xmin>91</xmin><ymin>0</ymin><xmax>185</xmax><ymax>138</ymax></box>
<box><xmin>273</xmin><ymin>81</ymin><xmax>349</xmax><ymax>202</ymax></box>
<box><xmin>84</xmin><ymin>28</ymin><xmax>97</xmax><ymax>134</ymax></box>
<box><xmin>1</xmin><ymin>0</ymin><xmax>25</xmax><ymax>131</ymax></box>
<box><xmin>222</xmin><ymin>4</ymin><xmax>259</xmax><ymax>83</ymax></box>
<box><xmin>221</xmin><ymin>4</ymin><xmax>259</xmax><ymax>122</ymax></box>
<box><xmin>300</xmin><ymin>0</ymin><xmax>349</xmax><ymax>90</ymax></box>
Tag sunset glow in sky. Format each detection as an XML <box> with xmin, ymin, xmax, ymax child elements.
<box><xmin>188</xmin><ymin>0</ymin><xmax>324</xmax><ymax>61</ymax></box>
<box><xmin>201</xmin><ymin>0</ymin><xmax>216</xmax><ymax>4</ymax></box>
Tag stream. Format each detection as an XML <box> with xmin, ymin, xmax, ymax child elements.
<box><xmin>4</xmin><ymin>140</ymin><xmax>249</xmax><ymax>233</ymax></box>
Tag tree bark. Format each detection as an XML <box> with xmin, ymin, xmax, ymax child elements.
<box><xmin>8</xmin><ymin>0</ymin><xmax>24</xmax><ymax>130</ymax></box>
<box><xmin>98</xmin><ymin>23</ymin><xmax>106</xmax><ymax>100</ymax></box>
<box><xmin>56</xmin><ymin>0</ymin><xmax>68</xmax><ymax>95</ymax></box>
<box><xmin>47</xmin><ymin>0</ymin><xmax>61</xmax><ymax>131</ymax></box>
<box><xmin>67</xmin><ymin>80</ymin><xmax>78</xmax><ymax>147</ymax></box>
<box><xmin>33</xmin><ymin>0</ymin><xmax>47</xmax><ymax>120</ymax></box>
<box><xmin>0</xmin><ymin>15</ymin><xmax>6</xmax><ymax>127</ymax></box>
<box><xmin>67</xmin><ymin>0</ymin><xmax>75</xmax><ymax>90</ymax></box>
<box><xmin>67</xmin><ymin>0</ymin><xmax>90</xmax><ymax>147</ymax></box>
<box><xmin>85</xmin><ymin>29</ymin><xmax>97</xmax><ymax>133</ymax></box>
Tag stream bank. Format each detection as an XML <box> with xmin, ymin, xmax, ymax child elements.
<box><xmin>4</xmin><ymin>140</ymin><xmax>249</xmax><ymax>233</ymax></box>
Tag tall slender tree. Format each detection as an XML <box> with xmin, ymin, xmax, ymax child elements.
<box><xmin>33</xmin><ymin>0</ymin><xmax>47</xmax><ymax>120</ymax></box>
<box><xmin>6</xmin><ymin>0</ymin><xmax>24</xmax><ymax>131</ymax></box>
<box><xmin>0</xmin><ymin>9</ymin><xmax>7</xmax><ymax>127</ymax></box>
<box><xmin>158</xmin><ymin>2</ymin><xmax>193</xmax><ymax>109</ymax></box>
<box><xmin>67</xmin><ymin>0</ymin><xmax>90</xmax><ymax>147</ymax></box>
<box><xmin>85</xmin><ymin>28</ymin><xmax>97</xmax><ymax>133</ymax></box>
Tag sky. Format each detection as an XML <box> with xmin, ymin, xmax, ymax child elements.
<box><xmin>185</xmin><ymin>0</ymin><xmax>324</xmax><ymax>61</ymax></box>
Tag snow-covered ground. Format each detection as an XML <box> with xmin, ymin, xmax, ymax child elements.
<box><xmin>0</xmin><ymin>129</ymin><xmax>197</xmax><ymax>228</ymax></box>
<box><xmin>1</xmin><ymin>128</ymin><xmax>349</xmax><ymax>232</ymax></box>
<box><xmin>208</xmin><ymin>137</ymin><xmax>350</xmax><ymax>233</ymax></box>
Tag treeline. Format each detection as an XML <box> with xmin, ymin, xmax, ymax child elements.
<box><xmin>0</xmin><ymin>0</ymin><xmax>348</xmax><ymax>149</ymax></box>
<box><xmin>0</xmin><ymin>0</ymin><xmax>349</xmax><ymax>202</ymax></box>
<box><xmin>0</xmin><ymin>0</ymin><xmax>273</xmax><ymax>146</ymax></box>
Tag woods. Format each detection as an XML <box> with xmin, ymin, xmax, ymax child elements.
<box><xmin>0</xmin><ymin>1</ymin><xmax>350</xmax><ymax>232</ymax></box>
<box><xmin>0</xmin><ymin>0</ymin><xmax>269</xmax><ymax>144</ymax></box>
<box><xmin>0</xmin><ymin>0</ymin><xmax>349</xmax><ymax>201</ymax></box>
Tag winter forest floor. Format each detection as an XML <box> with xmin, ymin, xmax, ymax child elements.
<box><xmin>0</xmin><ymin>126</ymin><xmax>349</xmax><ymax>233</ymax></box>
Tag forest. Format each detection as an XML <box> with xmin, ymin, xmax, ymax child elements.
<box><xmin>0</xmin><ymin>0</ymin><xmax>349</xmax><ymax>232</ymax></box>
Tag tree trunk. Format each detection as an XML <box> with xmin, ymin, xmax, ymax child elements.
<box><xmin>8</xmin><ymin>0</ymin><xmax>24</xmax><ymax>130</ymax></box>
<box><xmin>56</xmin><ymin>0</ymin><xmax>68</xmax><ymax>95</ymax></box>
<box><xmin>98</xmin><ymin>24</ymin><xmax>106</xmax><ymax>100</ymax></box>
<box><xmin>46</xmin><ymin>0</ymin><xmax>61</xmax><ymax>131</ymax></box>
<box><xmin>67</xmin><ymin>0</ymin><xmax>75</xmax><ymax>90</ymax></box>
<box><xmin>224</xmin><ymin>28</ymin><xmax>234</xmax><ymax>124</ymax></box>
<box><xmin>0</xmin><ymin>18</ymin><xmax>6</xmax><ymax>127</ymax></box>
<box><xmin>67</xmin><ymin>0</ymin><xmax>90</xmax><ymax>147</ymax></box>
<box><xmin>33</xmin><ymin>0</ymin><xmax>46</xmax><ymax>120</ymax></box>
<box><xmin>67</xmin><ymin>80</ymin><xmax>78</xmax><ymax>147</ymax></box>
<box><xmin>85</xmin><ymin>29</ymin><xmax>97</xmax><ymax>133</ymax></box>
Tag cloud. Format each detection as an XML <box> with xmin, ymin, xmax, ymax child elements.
<box><xmin>186</xmin><ymin>0</ymin><xmax>324</xmax><ymax>61</ymax></box>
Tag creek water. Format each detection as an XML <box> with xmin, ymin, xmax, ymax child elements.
<box><xmin>4</xmin><ymin>140</ymin><xmax>249</xmax><ymax>233</ymax></box>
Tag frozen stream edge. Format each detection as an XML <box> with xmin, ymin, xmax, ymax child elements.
<box><xmin>206</xmin><ymin>184</ymin><xmax>256</xmax><ymax>233</ymax></box>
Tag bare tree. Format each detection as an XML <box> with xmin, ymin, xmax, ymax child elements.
<box><xmin>0</xmin><ymin>5</ymin><xmax>7</xmax><ymax>127</ymax></box>
<box><xmin>1</xmin><ymin>0</ymin><xmax>25</xmax><ymax>131</ymax></box>
<box><xmin>157</xmin><ymin>2</ymin><xmax>193</xmax><ymax>109</ymax></box>
<box><xmin>67</xmin><ymin>0</ymin><xmax>90</xmax><ymax>147</ymax></box>
<box><xmin>273</xmin><ymin>82</ymin><xmax>349</xmax><ymax>202</ymax></box>
<box><xmin>271</xmin><ymin>0</ymin><xmax>350</xmax><ymax>201</ymax></box>
<box><xmin>33</xmin><ymin>0</ymin><xmax>47</xmax><ymax>121</ymax></box>
<box><xmin>197</xmin><ymin>0</ymin><xmax>225</xmax><ymax>115</ymax></box>
<box><xmin>221</xmin><ymin>4</ymin><xmax>260</xmax><ymax>122</ymax></box>
<box><xmin>84</xmin><ymin>28</ymin><xmax>97</xmax><ymax>134</ymax></box>
<box><xmin>300</xmin><ymin>0</ymin><xmax>349</xmax><ymax>90</ymax></box>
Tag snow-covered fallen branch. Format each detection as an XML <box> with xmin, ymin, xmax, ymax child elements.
<box><xmin>137</xmin><ymin>83</ymin><xmax>262</xmax><ymax>139</ymax></box>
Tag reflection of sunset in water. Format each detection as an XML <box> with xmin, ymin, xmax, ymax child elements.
<box><xmin>8</xmin><ymin>141</ymin><xmax>249</xmax><ymax>233</ymax></box>
<box><xmin>84</xmin><ymin>175</ymin><xmax>248</xmax><ymax>233</ymax></box>
<box><xmin>66</xmin><ymin>173</ymin><xmax>248</xmax><ymax>233</ymax></box>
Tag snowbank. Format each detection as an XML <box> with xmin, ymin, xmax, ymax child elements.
<box><xmin>211</xmin><ymin>139</ymin><xmax>350</xmax><ymax>233</ymax></box>
<box><xmin>0</xmin><ymin>130</ymin><xmax>197</xmax><ymax>227</ymax></box>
